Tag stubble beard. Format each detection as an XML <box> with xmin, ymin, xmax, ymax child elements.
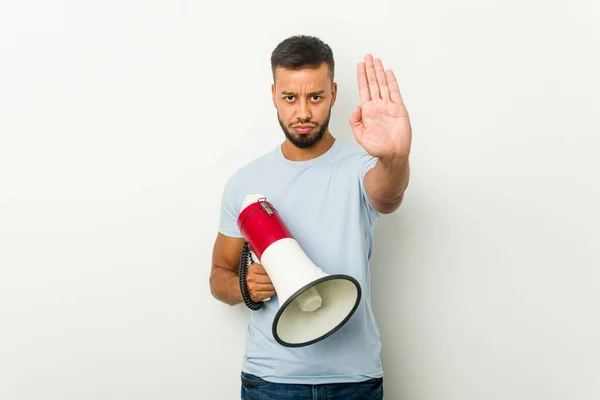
<box><xmin>277</xmin><ymin>109</ymin><xmax>331</xmax><ymax>149</ymax></box>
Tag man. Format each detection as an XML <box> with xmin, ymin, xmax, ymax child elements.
<box><xmin>209</xmin><ymin>35</ymin><xmax>411</xmax><ymax>399</ymax></box>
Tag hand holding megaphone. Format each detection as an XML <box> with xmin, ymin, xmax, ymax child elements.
<box><xmin>245</xmin><ymin>258</ymin><xmax>274</xmax><ymax>303</ymax></box>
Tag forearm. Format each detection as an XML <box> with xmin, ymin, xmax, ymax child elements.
<box><xmin>372</xmin><ymin>156</ymin><xmax>410</xmax><ymax>199</ymax></box>
<box><xmin>365</xmin><ymin>156</ymin><xmax>410</xmax><ymax>213</ymax></box>
<box><xmin>209</xmin><ymin>266</ymin><xmax>243</xmax><ymax>306</ymax></box>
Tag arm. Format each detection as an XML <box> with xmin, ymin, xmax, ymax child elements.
<box><xmin>209</xmin><ymin>233</ymin><xmax>275</xmax><ymax>306</ymax></box>
<box><xmin>209</xmin><ymin>233</ymin><xmax>245</xmax><ymax>306</ymax></box>
<box><xmin>350</xmin><ymin>53</ymin><xmax>413</xmax><ymax>211</ymax></box>
<box><xmin>364</xmin><ymin>156</ymin><xmax>410</xmax><ymax>214</ymax></box>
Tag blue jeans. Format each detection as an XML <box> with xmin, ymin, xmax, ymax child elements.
<box><xmin>240</xmin><ymin>372</ymin><xmax>384</xmax><ymax>399</ymax></box>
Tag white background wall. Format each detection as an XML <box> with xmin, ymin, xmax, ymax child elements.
<box><xmin>1</xmin><ymin>1</ymin><xmax>598</xmax><ymax>399</ymax></box>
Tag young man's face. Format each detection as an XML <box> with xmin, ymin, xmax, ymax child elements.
<box><xmin>271</xmin><ymin>63</ymin><xmax>337</xmax><ymax>149</ymax></box>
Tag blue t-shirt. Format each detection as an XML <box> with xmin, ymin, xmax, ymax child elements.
<box><xmin>218</xmin><ymin>138</ymin><xmax>383</xmax><ymax>384</ymax></box>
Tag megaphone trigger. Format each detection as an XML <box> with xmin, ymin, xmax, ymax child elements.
<box><xmin>250</xmin><ymin>249</ymin><xmax>260</xmax><ymax>264</ymax></box>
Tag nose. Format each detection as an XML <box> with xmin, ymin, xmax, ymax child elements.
<box><xmin>296</xmin><ymin>99</ymin><xmax>311</xmax><ymax>122</ymax></box>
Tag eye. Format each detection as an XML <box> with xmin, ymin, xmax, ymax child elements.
<box><xmin>284</xmin><ymin>95</ymin><xmax>295</xmax><ymax>101</ymax></box>
<box><xmin>311</xmin><ymin>95</ymin><xmax>321</xmax><ymax>101</ymax></box>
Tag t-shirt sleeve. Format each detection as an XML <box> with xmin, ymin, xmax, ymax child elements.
<box><xmin>357</xmin><ymin>151</ymin><xmax>381</xmax><ymax>218</ymax></box>
<box><xmin>218</xmin><ymin>172</ymin><xmax>244</xmax><ymax>238</ymax></box>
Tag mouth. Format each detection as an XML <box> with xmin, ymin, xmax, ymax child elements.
<box><xmin>292</xmin><ymin>125</ymin><xmax>316</xmax><ymax>134</ymax></box>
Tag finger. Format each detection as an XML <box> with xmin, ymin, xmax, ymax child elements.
<box><xmin>349</xmin><ymin>105</ymin><xmax>362</xmax><ymax>128</ymax></box>
<box><xmin>248</xmin><ymin>274</ymin><xmax>273</xmax><ymax>285</ymax></box>
<box><xmin>364</xmin><ymin>54</ymin><xmax>380</xmax><ymax>100</ymax></box>
<box><xmin>250</xmin><ymin>283</ymin><xmax>275</xmax><ymax>292</ymax></box>
<box><xmin>357</xmin><ymin>62</ymin><xmax>370</xmax><ymax>105</ymax></box>
<box><xmin>374</xmin><ymin>58</ymin><xmax>390</xmax><ymax>101</ymax></box>
<box><xmin>252</xmin><ymin>290</ymin><xmax>276</xmax><ymax>302</ymax></box>
<box><xmin>386</xmin><ymin>69</ymin><xmax>403</xmax><ymax>105</ymax></box>
<box><xmin>249</xmin><ymin>264</ymin><xmax>268</xmax><ymax>274</ymax></box>
<box><xmin>252</xmin><ymin>287</ymin><xmax>275</xmax><ymax>294</ymax></box>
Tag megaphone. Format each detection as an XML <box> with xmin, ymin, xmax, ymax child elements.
<box><xmin>237</xmin><ymin>194</ymin><xmax>361</xmax><ymax>347</ymax></box>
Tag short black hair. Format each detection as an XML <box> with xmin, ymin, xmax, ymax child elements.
<box><xmin>270</xmin><ymin>35</ymin><xmax>335</xmax><ymax>82</ymax></box>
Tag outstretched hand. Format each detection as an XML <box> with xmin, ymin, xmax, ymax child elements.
<box><xmin>349</xmin><ymin>54</ymin><xmax>412</xmax><ymax>161</ymax></box>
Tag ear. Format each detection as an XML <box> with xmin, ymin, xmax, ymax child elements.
<box><xmin>271</xmin><ymin>84</ymin><xmax>277</xmax><ymax>109</ymax></box>
<box><xmin>330</xmin><ymin>82</ymin><xmax>338</xmax><ymax>108</ymax></box>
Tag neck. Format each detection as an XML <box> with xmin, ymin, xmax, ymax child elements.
<box><xmin>281</xmin><ymin>131</ymin><xmax>336</xmax><ymax>162</ymax></box>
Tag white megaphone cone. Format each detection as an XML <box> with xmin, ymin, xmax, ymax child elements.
<box><xmin>238</xmin><ymin>194</ymin><xmax>361</xmax><ymax>347</ymax></box>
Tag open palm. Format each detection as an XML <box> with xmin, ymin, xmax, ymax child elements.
<box><xmin>349</xmin><ymin>54</ymin><xmax>412</xmax><ymax>161</ymax></box>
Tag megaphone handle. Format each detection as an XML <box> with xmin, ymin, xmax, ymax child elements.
<box><xmin>239</xmin><ymin>241</ymin><xmax>265</xmax><ymax>310</ymax></box>
<box><xmin>250</xmin><ymin>250</ymin><xmax>270</xmax><ymax>302</ymax></box>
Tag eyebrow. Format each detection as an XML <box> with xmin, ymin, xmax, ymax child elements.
<box><xmin>281</xmin><ymin>90</ymin><xmax>325</xmax><ymax>96</ymax></box>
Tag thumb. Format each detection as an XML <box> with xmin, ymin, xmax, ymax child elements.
<box><xmin>349</xmin><ymin>105</ymin><xmax>362</xmax><ymax>127</ymax></box>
